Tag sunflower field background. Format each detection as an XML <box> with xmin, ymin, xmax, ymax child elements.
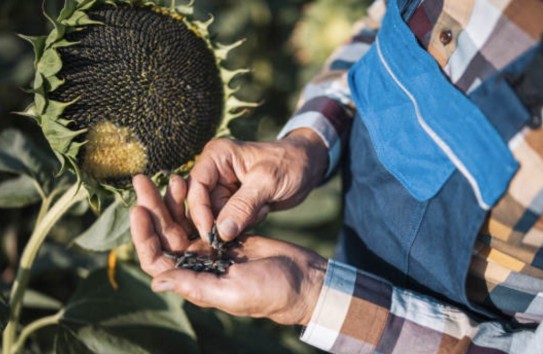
<box><xmin>0</xmin><ymin>0</ymin><xmax>370</xmax><ymax>353</ymax></box>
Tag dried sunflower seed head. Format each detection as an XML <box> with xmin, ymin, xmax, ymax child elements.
<box><xmin>24</xmin><ymin>0</ymin><xmax>257</xmax><ymax>206</ymax></box>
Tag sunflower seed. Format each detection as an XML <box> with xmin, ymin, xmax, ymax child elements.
<box><xmin>162</xmin><ymin>223</ymin><xmax>241</xmax><ymax>275</ymax></box>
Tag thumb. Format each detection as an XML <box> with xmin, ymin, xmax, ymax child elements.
<box><xmin>216</xmin><ymin>183</ymin><xmax>271</xmax><ymax>240</ymax></box>
<box><xmin>152</xmin><ymin>269</ymin><xmax>222</xmax><ymax>307</ymax></box>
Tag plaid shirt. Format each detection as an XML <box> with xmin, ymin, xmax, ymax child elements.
<box><xmin>278</xmin><ymin>0</ymin><xmax>543</xmax><ymax>352</ymax></box>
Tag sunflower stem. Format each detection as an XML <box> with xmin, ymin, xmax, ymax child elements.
<box><xmin>35</xmin><ymin>184</ymin><xmax>71</xmax><ymax>225</ymax></box>
<box><xmin>11</xmin><ymin>310</ymin><xmax>64</xmax><ymax>354</ymax></box>
<box><xmin>2</xmin><ymin>183</ymin><xmax>87</xmax><ymax>354</ymax></box>
<box><xmin>32</xmin><ymin>179</ymin><xmax>46</xmax><ymax>201</ymax></box>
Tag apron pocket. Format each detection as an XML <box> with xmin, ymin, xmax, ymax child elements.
<box><xmin>347</xmin><ymin>0</ymin><xmax>518</xmax><ymax>209</ymax></box>
<box><xmin>349</xmin><ymin>44</ymin><xmax>455</xmax><ymax>201</ymax></box>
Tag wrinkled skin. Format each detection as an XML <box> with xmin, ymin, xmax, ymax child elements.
<box><xmin>131</xmin><ymin>175</ymin><xmax>327</xmax><ymax>326</ymax></box>
<box><xmin>187</xmin><ymin>128</ymin><xmax>329</xmax><ymax>241</ymax></box>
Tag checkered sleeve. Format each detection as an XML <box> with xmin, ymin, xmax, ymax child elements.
<box><xmin>276</xmin><ymin>1</ymin><xmax>385</xmax><ymax>178</ymax></box>
<box><xmin>301</xmin><ymin>260</ymin><xmax>543</xmax><ymax>354</ymax></box>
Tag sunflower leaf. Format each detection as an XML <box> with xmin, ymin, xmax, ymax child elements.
<box><xmin>44</xmin><ymin>99</ymin><xmax>76</xmax><ymax>119</ymax></box>
<box><xmin>0</xmin><ymin>294</ymin><xmax>9</xmax><ymax>331</ymax></box>
<box><xmin>44</xmin><ymin>29</ymin><xmax>65</xmax><ymax>50</ymax></box>
<box><xmin>74</xmin><ymin>199</ymin><xmax>131</xmax><ymax>251</ymax></box>
<box><xmin>176</xmin><ymin>0</ymin><xmax>195</xmax><ymax>16</ymax></box>
<box><xmin>0</xmin><ymin>151</ymin><xmax>29</xmax><ymax>176</ymax></box>
<box><xmin>0</xmin><ymin>129</ymin><xmax>59</xmax><ymax>186</ymax></box>
<box><xmin>77</xmin><ymin>0</ymin><xmax>99</xmax><ymax>12</ymax></box>
<box><xmin>22</xmin><ymin>289</ymin><xmax>63</xmax><ymax>311</ymax></box>
<box><xmin>44</xmin><ymin>12</ymin><xmax>67</xmax><ymax>49</ymax></box>
<box><xmin>13</xmin><ymin>104</ymin><xmax>40</xmax><ymax>123</ymax></box>
<box><xmin>87</xmin><ymin>191</ymin><xmax>102</xmax><ymax>214</ymax></box>
<box><xmin>37</xmin><ymin>48</ymin><xmax>63</xmax><ymax>78</ymax></box>
<box><xmin>214</xmin><ymin>39</ymin><xmax>246</xmax><ymax>62</ymax></box>
<box><xmin>52</xmin><ymin>39</ymin><xmax>79</xmax><ymax>49</ymax></box>
<box><xmin>220</xmin><ymin>68</ymin><xmax>250</xmax><ymax>85</ymax></box>
<box><xmin>58</xmin><ymin>0</ymin><xmax>78</xmax><ymax>22</ymax></box>
<box><xmin>18</xmin><ymin>34</ymin><xmax>47</xmax><ymax>66</ymax></box>
<box><xmin>41</xmin><ymin>117</ymin><xmax>85</xmax><ymax>157</ymax></box>
<box><xmin>34</xmin><ymin>85</ymin><xmax>47</xmax><ymax>115</ymax></box>
<box><xmin>53</xmin><ymin>151</ymin><xmax>69</xmax><ymax>176</ymax></box>
<box><xmin>55</xmin><ymin>327</ymin><xmax>95</xmax><ymax>354</ymax></box>
<box><xmin>62</xmin><ymin>11</ymin><xmax>102</xmax><ymax>27</ymax></box>
<box><xmin>34</xmin><ymin>72</ymin><xmax>44</xmax><ymax>90</ymax></box>
<box><xmin>56</xmin><ymin>264</ymin><xmax>198</xmax><ymax>354</ymax></box>
<box><xmin>0</xmin><ymin>175</ymin><xmax>43</xmax><ymax>208</ymax></box>
<box><xmin>46</xmin><ymin>75</ymin><xmax>66</xmax><ymax>92</ymax></box>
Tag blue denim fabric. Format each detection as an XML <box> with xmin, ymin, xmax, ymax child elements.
<box><xmin>338</xmin><ymin>115</ymin><xmax>487</xmax><ymax>313</ymax></box>
<box><xmin>348</xmin><ymin>0</ymin><xmax>518</xmax><ymax>207</ymax></box>
<box><xmin>337</xmin><ymin>0</ymin><xmax>533</xmax><ymax>315</ymax></box>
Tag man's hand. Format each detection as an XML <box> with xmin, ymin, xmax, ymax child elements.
<box><xmin>188</xmin><ymin>128</ymin><xmax>328</xmax><ymax>241</ymax></box>
<box><xmin>130</xmin><ymin>179</ymin><xmax>328</xmax><ymax>325</ymax></box>
<box><xmin>132</xmin><ymin>175</ymin><xmax>196</xmax><ymax>256</ymax></box>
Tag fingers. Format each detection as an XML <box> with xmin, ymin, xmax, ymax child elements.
<box><xmin>133</xmin><ymin>175</ymin><xmax>190</xmax><ymax>251</ymax></box>
<box><xmin>148</xmin><ymin>237</ymin><xmax>329</xmax><ymax>326</ymax></box>
<box><xmin>130</xmin><ymin>206</ymin><xmax>174</xmax><ymax>276</ymax></box>
<box><xmin>164</xmin><ymin>175</ymin><xmax>195</xmax><ymax>237</ymax></box>
<box><xmin>188</xmin><ymin>138</ymin><xmax>280</xmax><ymax>241</ymax></box>
<box><xmin>164</xmin><ymin>175</ymin><xmax>186</xmax><ymax>224</ymax></box>
<box><xmin>152</xmin><ymin>269</ymin><xmax>223</xmax><ymax>306</ymax></box>
<box><xmin>151</xmin><ymin>268</ymin><xmax>246</xmax><ymax>316</ymax></box>
<box><xmin>210</xmin><ymin>186</ymin><xmax>270</xmax><ymax>234</ymax></box>
<box><xmin>215</xmin><ymin>178</ymin><xmax>272</xmax><ymax>241</ymax></box>
<box><xmin>187</xmin><ymin>157</ymin><xmax>220</xmax><ymax>241</ymax></box>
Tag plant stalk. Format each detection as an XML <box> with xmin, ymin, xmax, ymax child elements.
<box><xmin>11</xmin><ymin>310</ymin><xmax>64</xmax><ymax>354</ymax></box>
<box><xmin>2</xmin><ymin>183</ymin><xmax>86</xmax><ymax>354</ymax></box>
<box><xmin>35</xmin><ymin>184</ymin><xmax>69</xmax><ymax>226</ymax></box>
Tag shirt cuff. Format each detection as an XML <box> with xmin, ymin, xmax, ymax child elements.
<box><xmin>300</xmin><ymin>260</ymin><xmax>393</xmax><ymax>353</ymax></box>
<box><xmin>277</xmin><ymin>112</ymin><xmax>342</xmax><ymax>180</ymax></box>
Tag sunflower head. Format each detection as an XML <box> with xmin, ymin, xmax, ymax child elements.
<box><xmin>23</xmin><ymin>0</ymin><xmax>254</xmax><ymax>205</ymax></box>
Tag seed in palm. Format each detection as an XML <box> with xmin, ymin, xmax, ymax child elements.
<box><xmin>164</xmin><ymin>226</ymin><xmax>241</xmax><ymax>275</ymax></box>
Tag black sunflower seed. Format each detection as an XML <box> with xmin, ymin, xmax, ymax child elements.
<box><xmin>163</xmin><ymin>224</ymin><xmax>241</xmax><ymax>275</ymax></box>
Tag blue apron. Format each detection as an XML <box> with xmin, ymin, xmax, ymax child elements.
<box><xmin>337</xmin><ymin>0</ymin><xmax>537</xmax><ymax>316</ymax></box>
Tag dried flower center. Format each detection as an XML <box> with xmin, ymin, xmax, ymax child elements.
<box><xmin>50</xmin><ymin>3</ymin><xmax>224</xmax><ymax>185</ymax></box>
<box><xmin>82</xmin><ymin>120</ymin><xmax>148</xmax><ymax>179</ymax></box>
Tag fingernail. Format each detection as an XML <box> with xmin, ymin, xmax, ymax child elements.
<box><xmin>218</xmin><ymin>219</ymin><xmax>238</xmax><ymax>239</ymax></box>
<box><xmin>152</xmin><ymin>279</ymin><xmax>174</xmax><ymax>293</ymax></box>
<box><xmin>257</xmin><ymin>205</ymin><xmax>270</xmax><ymax>221</ymax></box>
<box><xmin>168</xmin><ymin>177</ymin><xmax>178</xmax><ymax>193</ymax></box>
<box><xmin>169</xmin><ymin>174</ymin><xmax>181</xmax><ymax>186</ymax></box>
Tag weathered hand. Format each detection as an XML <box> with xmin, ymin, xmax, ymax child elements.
<box><xmin>130</xmin><ymin>185</ymin><xmax>327</xmax><ymax>326</ymax></box>
<box><xmin>188</xmin><ymin>128</ymin><xmax>328</xmax><ymax>241</ymax></box>
<box><xmin>132</xmin><ymin>175</ymin><xmax>195</xmax><ymax>256</ymax></box>
<box><xmin>132</xmin><ymin>222</ymin><xmax>327</xmax><ymax>326</ymax></box>
<box><xmin>131</xmin><ymin>157</ymin><xmax>328</xmax><ymax>326</ymax></box>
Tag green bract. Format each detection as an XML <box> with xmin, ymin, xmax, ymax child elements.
<box><xmin>23</xmin><ymin>0</ymin><xmax>254</xmax><ymax>207</ymax></box>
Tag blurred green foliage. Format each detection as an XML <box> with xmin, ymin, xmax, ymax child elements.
<box><xmin>0</xmin><ymin>0</ymin><xmax>370</xmax><ymax>352</ymax></box>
